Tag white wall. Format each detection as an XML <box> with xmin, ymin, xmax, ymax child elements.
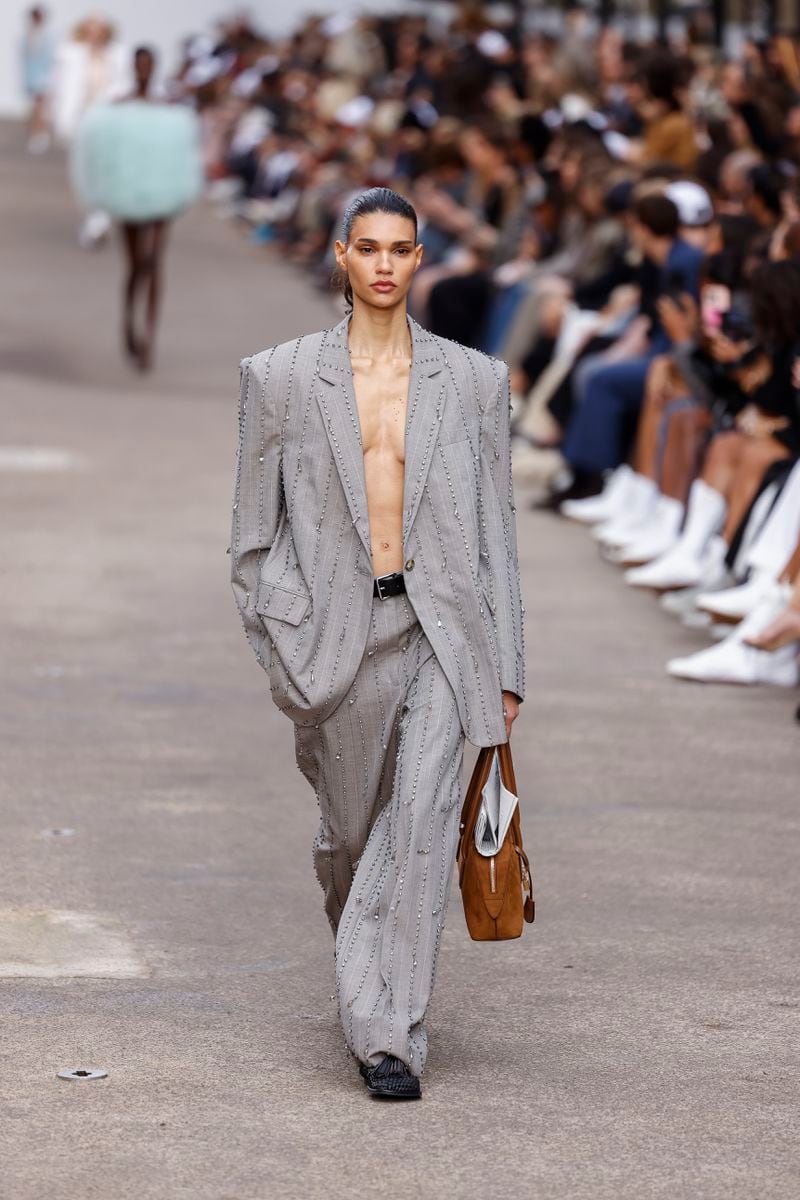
<box><xmin>1</xmin><ymin>0</ymin><xmax>419</xmax><ymax>116</ymax></box>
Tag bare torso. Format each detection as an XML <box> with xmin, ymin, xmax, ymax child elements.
<box><xmin>349</xmin><ymin>350</ymin><xmax>411</xmax><ymax>576</ymax></box>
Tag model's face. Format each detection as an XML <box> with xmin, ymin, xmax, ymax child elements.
<box><xmin>335</xmin><ymin>212</ymin><xmax>422</xmax><ymax>310</ymax></box>
<box><xmin>134</xmin><ymin>51</ymin><xmax>153</xmax><ymax>88</ymax></box>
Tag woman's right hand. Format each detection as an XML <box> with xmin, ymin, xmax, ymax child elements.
<box><xmin>708</xmin><ymin>330</ymin><xmax>753</xmax><ymax>363</ymax></box>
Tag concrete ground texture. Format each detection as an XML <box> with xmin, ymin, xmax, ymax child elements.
<box><xmin>1</xmin><ymin>122</ymin><xmax>798</xmax><ymax>1199</ymax></box>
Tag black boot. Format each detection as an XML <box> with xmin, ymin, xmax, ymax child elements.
<box><xmin>531</xmin><ymin>468</ymin><xmax>604</xmax><ymax>513</ymax></box>
<box><xmin>361</xmin><ymin>1055</ymin><xmax>421</xmax><ymax>1100</ymax></box>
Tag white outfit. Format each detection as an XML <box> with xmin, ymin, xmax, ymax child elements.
<box><xmin>51</xmin><ymin>40</ymin><xmax>130</xmax><ymax>143</ymax></box>
<box><xmin>742</xmin><ymin>462</ymin><xmax>800</xmax><ymax>579</ymax></box>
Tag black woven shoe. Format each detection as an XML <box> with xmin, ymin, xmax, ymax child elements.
<box><xmin>363</xmin><ymin>1054</ymin><xmax>421</xmax><ymax>1100</ymax></box>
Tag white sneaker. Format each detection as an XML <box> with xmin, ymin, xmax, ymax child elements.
<box><xmin>560</xmin><ymin>464</ymin><xmax>635</xmax><ymax>524</ymax></box>
<box><xmin>659</xmin><ymin>567</ymin><xmax>736</xmax><ymax>618</ymax></box>
<box><xmin>612</xmin><ymin>495</ymin><xmax>685</xmax><ymax>565</ymax></box>
<box><xmin>666</xmin><ymin>637</ymin><xmax>799</xmax><ymax>686</ymax></box>
<box><xmin>695</xmin><ymin>570</ymin><xmax>777</xmax><ymax>624</ymax></box>
<box><xmin>681</xmin><ymin>607</ymin><xmax>713</xmax><ymax>629</ymax></box>
<box><xmin>626</xmin><ymin>534</ymin><xmax>725</xmax><ymax>591</ymax></box>
<box><xmin>666</xmin><ymin>586</ymin><xmax>799</xmax><ymax>685</ymax></box>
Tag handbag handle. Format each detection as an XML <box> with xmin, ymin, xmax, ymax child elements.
<box><xmin>495</xmin><ymin>739</ymin><xmax>517</xmax><ymax>795</ymax></box>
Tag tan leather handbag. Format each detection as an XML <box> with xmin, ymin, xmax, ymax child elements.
<box><xmin>456</xmin><ymin>741</ymin><xmax>535</xmax><ymax>941</ymax></box>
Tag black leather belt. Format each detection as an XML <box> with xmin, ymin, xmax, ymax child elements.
<box><xmin>373</xmin><ymin>570</ymin><xmax>406</xmax><ymax>599</ymax></box>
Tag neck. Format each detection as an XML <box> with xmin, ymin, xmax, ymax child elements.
<box><xmin>649</xmin><ymin>236</ymin><xmax>673</xmax><ymax>266</ymax></box>
<box><xmin>346</xmin><ymin>301</ymin><xmax>412</xmax><ymax>361</ymax></box>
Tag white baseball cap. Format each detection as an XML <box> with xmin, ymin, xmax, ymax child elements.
<box><xmin>665</xmin><ymin>181</ymin><xmax>714</xmax><ymax>227</ymax></box>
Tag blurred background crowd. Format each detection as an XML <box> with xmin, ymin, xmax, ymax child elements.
<box><xmin>17</xmin><ymin>0</ymin><xmax>800</xmax><ymax>700</ymax></box>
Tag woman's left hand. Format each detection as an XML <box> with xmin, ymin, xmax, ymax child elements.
<box><xmin>736</xmin><ymin>402</ymin><xmax>790</xmax><ymax>439</ymax></box>
<box><xmin>502</xmin><ymin>690</ymin><xmax>520</xmax><ymax>739</ymax></box>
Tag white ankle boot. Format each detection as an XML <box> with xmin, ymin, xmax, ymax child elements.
<box><xmin>695</xmin><ymin>570</ymin><xmax>778</xmax><ymax>624</ymax></box>
<box><xmin>610</xmin><ymin>495</ymin><xmax>685</xmax><ymax>565</ymax></box>
<box><xmin>560</xmin><ymin>464</ymin><xmax>635</xmax><ymax>523</ymax></box>
<box><xmin>624</xmin><ymin>480</ymin><xmax>726</xmax><ymax>589</ymax></box>
<box><xmin>593</xmin><ymin>474</ymin><xmax>659</xmax><ymax>545</ymax></box>
<box><xmin>666</xmin><ymin>585</ymin><xmax>799</xmax><ymax>685</ymax></box>
<box><xmin>659</xmin><ymin>560</ymin><xmax>734</xmax><ymax>619</ymax></box>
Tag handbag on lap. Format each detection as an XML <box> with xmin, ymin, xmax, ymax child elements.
<box><xmin>456</xmin><ymin>740</ymin><xmax>535</xmax><ymax>941</ymax></box>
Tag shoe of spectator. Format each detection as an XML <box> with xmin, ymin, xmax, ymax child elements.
<box><xmin>592</xmin><ymin>476</ymin><xmax>659</xmax><ymax>546</ymax></box>
<box><xmin>744</xmin><ymin>601</ymin><xmax>800</xmax><ymax>652</ymax></box>
<box><xmin>679</xmin><ymin>559</ymin><xmax>735</xmax><ymax>628</ymax></box>
<box><xmin>616</xmin><ymin>495</ymin><xmax>685</xmax><ymax>565</ymax></box>
<box><xmin>625</xmin><ymin>534</ymin><xmax>724</xmax><ymax>591</ymax></box>
<box><xmin>666</xmin><ymin>588</ymin><xmax>799</xmax><ymax>685</ymax></box>
<box><xmin>624</xmin><ymin>481</ymin><xmax>726</xmax><ymax>589</ymax></box>
<box><xmin>512</xmin><ymin>444</ymin><xmax>565</xmax><ymax>491</ymax></box>
<box><xmin>659</xmin><ymin>567</ymin><xmax>736</xmax><ymax>619</ymax></box>
<box><xmin>695</xmin><ymin>570</ymin><xmax>778</xmax><ymax>624</ymax></box>
<box><xmin>532</xmin><ymin>470</ymin><xmax>604</xmax><ymax>512</ymax></box>
<box><xmin>561</xmin><ymin>464</ymin><xmax>635</xmax><ymax>524</ymax></box>
<box><xmin>666</xmin><ymin>638</ymin><xmax>799</xmax><ymax>685</ymax></box>
<box><xmin>680</xmin><ymin>607</ymin><xmax>713</xmax><ymax>629</ymax></box>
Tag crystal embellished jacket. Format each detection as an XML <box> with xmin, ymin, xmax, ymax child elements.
<box><xmin>231</xmin><ymin>311</ymin><xmax>526</xmax><ymax>747</ymax></box>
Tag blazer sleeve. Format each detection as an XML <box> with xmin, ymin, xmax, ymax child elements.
<box><xmin>230</xmin><ymin>350</ymin><xmax>284</xmax><ymax>668</ymax></box>
<box><xmin>480</xmin><ymin>359</ymin><xmax>526</xmax><ymax>702</ymax></box>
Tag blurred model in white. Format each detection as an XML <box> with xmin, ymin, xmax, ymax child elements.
<box><xmin>51</xmin><ymin>14</ymin><xmax>130</xmax><ymax>247</ymax></box>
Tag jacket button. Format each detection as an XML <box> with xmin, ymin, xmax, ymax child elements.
<box><xmin>405</xmin><ymin>558</ymin><xmax>415</xmax><ymax>571</ymax></box>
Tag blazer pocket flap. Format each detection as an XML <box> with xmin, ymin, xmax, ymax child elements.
<box><xmin>255</xmin><ymin>581</ymin><xmax>311</xmax><ymax>626</ymax></box>
<box><xmin>438</xmin><ymin>432</ymin><xmax>473</xmax><ymax>448</ymax></box>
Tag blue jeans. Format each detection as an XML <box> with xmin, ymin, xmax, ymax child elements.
<box><xmin>562</xmin><ymin>355</ymin><xmax>653</xmax><ymax>473</ymax></box>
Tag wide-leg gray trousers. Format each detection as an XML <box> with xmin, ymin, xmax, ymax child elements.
<box><xmin>293</xmin><ymin>590</ymin><xmax>466</xmax><ymax>1077</ymax></box>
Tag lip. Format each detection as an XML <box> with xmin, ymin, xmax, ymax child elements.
<box><xmin>370</xmin><ymin>282</ymin><xmax>396</xmax><ymax>291</ymax></box>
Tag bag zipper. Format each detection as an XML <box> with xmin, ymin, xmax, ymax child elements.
<box><xmin>489</xmin><ymin>855</ymin><xmax>496</xmax><ymax>894</ymax></box>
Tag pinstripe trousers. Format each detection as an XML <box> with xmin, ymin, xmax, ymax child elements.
<box><xmin>293</xmin><ymin>590</ymin><xmax>466</xmax><ymax>1077</ymax></box>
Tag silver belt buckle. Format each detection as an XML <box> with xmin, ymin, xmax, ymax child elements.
<box><xmin>375</xmin><ymin>573</ymin><xmax>388</xmax><ymax>600</ymax></box>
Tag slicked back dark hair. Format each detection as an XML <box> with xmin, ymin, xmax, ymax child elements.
<box><xmin>334</xmin><ymin>187</ymin><xmax>418</xmax><ymax>310</ymax></box>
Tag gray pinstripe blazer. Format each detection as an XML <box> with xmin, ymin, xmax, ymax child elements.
<box><xmin>231</xmin><ymin>311</ymin><xmax>525</xmax><ymax>747</ymax></box>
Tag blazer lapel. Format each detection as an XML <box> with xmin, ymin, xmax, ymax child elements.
<box><xmin>402</xmin><ymin>315</ymin><xmax>445</xmax><ymax>541</ymax></box>
<box><xmin>316</xmin><ymin>315</ymin><xmax>373</xmax><ymax>561</ymax></box>
<box><xmin>315</xmin><ymin>312</ymin><xmax>445</xmax><ymax>564</ymax></box>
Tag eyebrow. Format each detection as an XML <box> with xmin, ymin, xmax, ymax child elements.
<box><xmin>353</xmin><ymin>238</ymin><xmax>415</xmax><ymax>246</ymax></box>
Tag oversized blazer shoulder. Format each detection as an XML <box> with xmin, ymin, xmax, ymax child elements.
<box><xmin>231</xmin><ymin>310</ymin><xmax>526</xmax><ymax>747</ymax></box>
